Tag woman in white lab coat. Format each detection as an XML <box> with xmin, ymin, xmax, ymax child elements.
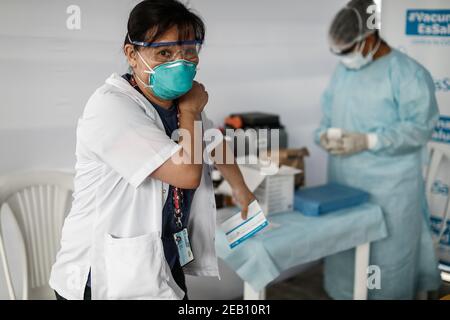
<box><xmin>49</xmin><ymin>0</ymin><xmax>255</xmax><ymax>300</ymax></box>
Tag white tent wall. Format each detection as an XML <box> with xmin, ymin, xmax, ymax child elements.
<box><xmin>0</xmin><ymin>0</ymin><xmax>346</xmax><ymax>299</ymax></box>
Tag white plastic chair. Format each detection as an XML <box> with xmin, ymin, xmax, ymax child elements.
<box><xmin>0</xmin><ymin>171</ymin><xmax>74</xmax><ymax>299</ymax></box>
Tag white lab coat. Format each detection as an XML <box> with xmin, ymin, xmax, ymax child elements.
<box><xmin>49</xmin><ymin>73</ymin><xmax>219</xmax><ymax>300</ymax></box>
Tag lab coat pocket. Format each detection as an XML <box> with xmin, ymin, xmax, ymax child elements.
<box><xmin>104</xmin><ymin>232</ymin><xmax>178</xmax><ymax>300</ymax></box>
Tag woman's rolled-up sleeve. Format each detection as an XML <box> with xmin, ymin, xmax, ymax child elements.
<box><xmin>78</xmin><ymin>92</ymin><xmax>181</xmax><ymax>188</ymax></box>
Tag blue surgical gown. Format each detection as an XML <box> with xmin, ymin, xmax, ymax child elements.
<box><xmin>315</xmin><ymin>49</ymin><xmax>442</xmax><ymax>299</ymax></box>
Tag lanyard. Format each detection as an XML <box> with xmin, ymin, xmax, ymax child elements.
<box><xmin>173</xmin><ymin>187</ymin><xmax>184</xmax><ymax>230</ymax></box>
<box><xmin>173</xmin><ymin>105</ymin><xmax>183</xmax><ymax>230</ymax></box>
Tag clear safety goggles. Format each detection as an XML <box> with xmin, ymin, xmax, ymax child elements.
<box><xmin>129</xmin><ymin>36</ymin><xmax>203</xmax><ymax>63</ymax></box>
<box><xmin>330</xmin><ymin>39</ymin><xmax>364</xmax><ymax>56</ymax></box>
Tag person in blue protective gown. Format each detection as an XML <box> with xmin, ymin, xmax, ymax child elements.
<box><xmin>315</xmin><ymin>0</ymin><xmax>442</xmax><ymax>299</ymax></box>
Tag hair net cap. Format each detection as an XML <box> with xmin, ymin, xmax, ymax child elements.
<box><xmin>329</xmin><ymin>0</ymin><xmax>378</xmax><ymax>54</ymax></box>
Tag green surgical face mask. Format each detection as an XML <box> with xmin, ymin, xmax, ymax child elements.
<box><xmin>136</xmin><ymin>51</ymin><xmax>197</xmax><ymax>100</ymax></box>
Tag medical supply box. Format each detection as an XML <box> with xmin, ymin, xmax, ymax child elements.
<box><xmin>253</xmin><ymin>166</ymin><xmax>301</xmax><ymax>215</ymax></box>
<box><xmin>217</xmin><ymin>163</ymin><xmax>301</xmax><ymax>216</ymax></box>
<box><xmin>294</xmin><ymin>183</ymin><xmax>370</xmax><ymax>216</ymax></box>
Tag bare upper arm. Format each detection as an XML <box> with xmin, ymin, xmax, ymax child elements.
<box><xmin>149</xmin><ymin>152</ymin><xmax>202</xmax><ymax>189</ymax></box>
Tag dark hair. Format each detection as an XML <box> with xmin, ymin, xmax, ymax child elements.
<box><xmin>124</xmin><ymin>0</ymin><xmax>205</xmax><ymax>49</ymax></box>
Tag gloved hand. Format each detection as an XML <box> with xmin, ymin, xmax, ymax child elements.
<box><xmin>320</xmin><ymin>132</ymin><xmax>343</xmax><ymax>152</ymax></box>
<box><xmin>330</xmin><ymin>132</ymin><xmax>369</xmax><ymax>156</ymax></box>
<box><xmin>319</xmin><ymin>133</ymin><xmax>330</xmax><ymax>149</ymax></box>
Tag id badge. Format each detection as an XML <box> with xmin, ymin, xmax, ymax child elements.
<box><xmin>173</xmin><ymin>228</ymin><xmax>194</xmax><ymax>267</ymax></box>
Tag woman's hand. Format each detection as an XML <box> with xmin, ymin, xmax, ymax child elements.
<box><xmin>232</xmin><ymin>184</ymin><xmax>256</xmax><ymax>220</ymax></box>
<box><xmin>179</xmin><ymin>81</ymin><xmax>208</xmax><ymax>116</ymax></box>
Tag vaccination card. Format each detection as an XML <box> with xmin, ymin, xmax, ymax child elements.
<box><xmin>220</xmin><ymin>200</ymin><xmax>268</xmax><ymax>249</ymax></box>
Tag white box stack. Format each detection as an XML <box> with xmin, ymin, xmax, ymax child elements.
<box><xmin>217</xmin><ymin>164</ymin><xmax>301</xmax><ymax>216</ymax></box>
<box><xmin>253</xmin><ymin>171</ymin><xmax>297</xmax><ymax>215</ymax></box>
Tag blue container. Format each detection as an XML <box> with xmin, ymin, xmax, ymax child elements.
<box><xmin>294</xmin><ymin>183</ymin><xmax>370</xmax><ymax>216</ymax></box>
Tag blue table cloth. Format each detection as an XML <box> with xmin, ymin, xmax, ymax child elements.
<box><xmin>215</xmin><ymin>203</ymin><xmax>388</xmax><ymax>292</ymax></box>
